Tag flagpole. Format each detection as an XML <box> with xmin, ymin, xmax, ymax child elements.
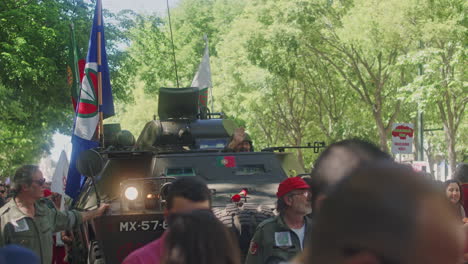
<box><xmin>97</xmin><ymin>0</ymin><xmax>105</xmax><ymax>147</ymax></box>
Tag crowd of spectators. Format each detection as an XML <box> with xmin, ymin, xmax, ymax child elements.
<box><xmin>0</xmin><ymin>139</ymin><xmax>467</xmax><ymax>264</ymax></box>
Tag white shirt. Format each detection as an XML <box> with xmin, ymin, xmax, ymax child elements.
<box><xmin>291</xmin><ymin>224</ymin><xmax>306</xmax><ymax>249</ymax></box>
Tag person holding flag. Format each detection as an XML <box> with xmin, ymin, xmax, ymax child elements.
<box><xmin>0</xmin><ymin>165</ymin><xmax>109</xmax><ymax>264</ymax></box>
<box><xmin>66</xmin><ymin>0</ymin><xmax>114</xmax><ymax>200</ymax></box>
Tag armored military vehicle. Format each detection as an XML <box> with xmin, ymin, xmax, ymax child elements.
<box><xmin>68</xmin><ymin>87</ymin><xmax>323</xmax><ymax>264</ymax></box>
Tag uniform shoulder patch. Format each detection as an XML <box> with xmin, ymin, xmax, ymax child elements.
<box><xmin>249</xmin><ymin>241</ymin><xmax>258</xmax><ymax>255</ymax></box>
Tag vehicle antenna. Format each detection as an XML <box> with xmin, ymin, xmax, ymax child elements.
<box><xmin>166</xmin><ymin>0</ymin><xmax>180</xmax><ymax>88</ymax></box>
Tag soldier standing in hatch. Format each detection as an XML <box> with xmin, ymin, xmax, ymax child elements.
<box><xmin>225</xmin><ymin>127</ymin><xmax>254</xmax><ymax>152</ymax></box>
<box><xmin>245</xmin><ymin>177</ymin><xmax>312</xmax><ymax>264</ymax></box>
<box><xmin>0</xmin><ymin>165</ymin><xmax>109</xmax><ymax>264</ymax></box>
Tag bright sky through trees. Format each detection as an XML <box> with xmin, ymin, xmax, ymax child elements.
<box><xmin>99</xmin><ymin>0</ymin><xmax>180</xmax><ymax>15</ymax></box>
<box><xmin>3</xmin><ymin>0</ymin><xmax>464</xmax><ymax>178</ymax></box>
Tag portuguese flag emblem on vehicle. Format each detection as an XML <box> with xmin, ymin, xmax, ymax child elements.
<box><xmin>216</xmin><ymin>156</ymin><xmax>236</xmax><ymax>168</ymax></box>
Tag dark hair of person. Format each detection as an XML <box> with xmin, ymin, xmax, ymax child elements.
<box><xmin>309</xmin><ymin>138</ymin><xmax>392</xmax><ymax>209</ymax></box>
<box><xmin>163</xmin><ymin>209</ymin><xmax>241</xmax><ymax>264</ymax></box>
<box><xmin>454</xmin><ymin>163</ymin><xmax>468</xmax><ymax>183</ymax></box>
<box><xmin>308</xmin><ymin>161</ymin><xmax>449</xmax><ymax>263</ymax></box>
<box><xmin>11</xmin><ymin>165</ymin><xmax>39</xmax><ymax>195</ymax></box>
<box><xmin>166</xmin><ymin>177</ymin><xmax>211</xmax><ymax>210</ymax></box>
<box><xmin>276</xmin><ymin>197</ymin><xmax>287</xmax><ymax>214</ymax></box>
<box><xmin>444</xmin><ymin>179</ymin><xmax>464</xmax><ymax>205</ymax></box>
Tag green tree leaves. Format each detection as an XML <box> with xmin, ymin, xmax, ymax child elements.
<box><xmin>4</xmin><ymin>0</ymin><xmax>464</xmax><ymax>175</ymax></box>
<box><xmin>111</xmin><ymin>0</ymin><xmax>465</xmax><ymax>170</ymax></box>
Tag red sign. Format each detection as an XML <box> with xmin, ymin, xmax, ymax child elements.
<box><xmin>391</xmin><ymin>125</ymin><xmax>414</xmax><ymax>140</ymax></box>
<box><xmin>391</xmin><ymin>123</ymin><xmax>414</xmax><ymax>154</ymax></box>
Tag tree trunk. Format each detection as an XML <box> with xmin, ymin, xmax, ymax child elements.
<box><xmin>373</xmin><ymin>111</ymin><xmax>389</xmax><ymax>153</ymax></box>
<box><xmin>438</xmin><ymin>100</ymin><xmax>459</xmax><ymax>178</ymax></box>
<box><xmin>424</xmin><ymin>140</ymin><xmax>436</xmax><ymax>179</ymax></box>
<box><xmin>295</xmin><ymin>137</ymin><xmax>305</xmax><ymax>172</ymax></box>
<box><xmin>447</xmin><ymin>130</ymin><xmax>457</xmax><ymax>178</ymax></box>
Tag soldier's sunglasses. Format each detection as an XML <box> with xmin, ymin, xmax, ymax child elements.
<box><xmin>33</xmin><ymin>178</ymin><xmax>46</xmax><ymax>186</ymax></box>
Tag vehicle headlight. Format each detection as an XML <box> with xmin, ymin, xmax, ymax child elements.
<box><xmin>120</xmin><ymin>177</ymin><xmax>175</xmax><ymax>212</ymax></box>
<box><xmin>124</xmin><ymin>186</ymin><xmax>139</xmax><ymax>201</ymax></box>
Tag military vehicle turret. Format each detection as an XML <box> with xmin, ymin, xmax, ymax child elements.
<box><xmin>68</xmin><ymin>87</ymin><xmax>322</xmax><ymax>264</ymax></box>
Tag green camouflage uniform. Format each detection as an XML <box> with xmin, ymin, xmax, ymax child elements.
<box><xmin>245</xmin><ymin>215</ymin><xmax>312</xmax><ymax>264</ymax></box>
<box><xmin>0</xmin><ymin>198</ymin><xmax>83</xmax><ymax>264</ymax></box>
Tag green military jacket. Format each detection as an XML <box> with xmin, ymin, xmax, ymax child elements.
<box><xmin>0</xmin><ymin>198</ymin><xmax>83</xmax><ymax>264</ymax></box>
<box><xmin>245</xmin><ymin>215</ymin><xmax>312</xmax><ymax>264</ymax></box>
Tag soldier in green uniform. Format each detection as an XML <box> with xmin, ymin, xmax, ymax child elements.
<box><xmin>225</xmin><ymin>127</ymin><xmax>253</xmax><ymax>152</ymax></box>
<box><xmin>245</xmin><ymin>177</ymin><xmax>312</xmax><ymax>264</ymax></box>
<box><xmin>0</xmin><ymin>165</ymin><xmax>109</xmax><ymax>264</ymax></box>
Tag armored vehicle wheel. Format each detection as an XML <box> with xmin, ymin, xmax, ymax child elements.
<box><xmin>213</xmin><ymin>203</ymin><xmax>274</xmax><ymax>259</ymax></box>
<box><xmin>88</xmin><ymin>240</ymin><xmax>105</xmax><ymax>264</ymax></box>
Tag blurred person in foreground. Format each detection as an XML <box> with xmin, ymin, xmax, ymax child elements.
<box><xmin>309</xmin><ymin>139</ymin><xmax>392</xmax><ymax>212</ymax></box>
<box><xmin>444</xmin><ymin>179</ymin><xmax>466</xmax><ymax>220</ymax></box>
<box><xmin>303</xmin><ymin>162</ymin><xmax>465</xmax><ymax>264</ymax></box>
<box><xmin>245</xmin><ymin>177</ymin><xmax>312</xmax><ymax>264</ymax></box>
<box><xmin>123</xmin><ymin>177</ymin><xmax>211</xmax><ymax>264</ymax></box>
<box><xmin>0</xmin><ymin>165</ymin><xmax>109</xmax><ymax>264</ymax></box>
<box><xmin>0</xmin><ymin>244</ymin><xmax>39</xmax><ymax>264</ymax></box>
<box><xmin>162</xmin><ymin>209</ymin><xmax>240</xmax><ymax>264</ymax></box>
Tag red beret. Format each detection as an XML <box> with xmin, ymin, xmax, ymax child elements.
<box><xmin>276</xmin><ymin>177</ymin><xmax>310</xmax><ymax>198</ymax></box>
<box><xmin>43</xmin><ymin>189</ymin><xmax>52</xmax><ymax>197</ymax></box>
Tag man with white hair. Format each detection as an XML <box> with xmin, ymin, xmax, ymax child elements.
<box><xmin>0</xmin><ymin>165</ymin><xmax>109</xmax><ymax>264</ymax></box>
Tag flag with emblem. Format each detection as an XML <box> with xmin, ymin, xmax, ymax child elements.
<box><xmin>66</xmin><ymin>0</ymin><xmax>114</xmax><ymax>199</ymax></box>
<box><xmin>216</xmin><ymin>156</ymin><xmax>236</xmax><ymax>168</ymax></box>
<box><xmin>67</xmin><ymin>22</ymin><xmax>85</xmax><ymax>111</ymax></box>
<box><xmin>191</xmin><ymin>35</ymin><xmax>211</xmax><ymax>109</ymax></box>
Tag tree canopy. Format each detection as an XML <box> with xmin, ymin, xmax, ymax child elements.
<box><xmin>0</xmin><ymin>0</ymin><xmax>128</xmax><ymax>176</ymax></box>
<box><xmin>1</xmin><ymin>0</ymin><xmax>466</xmax><ymax>176</ymax></box>
<box><xmin>112</xmin><ymin>0</ymin><xmax>465</xmax><ymax>171</ymax></box>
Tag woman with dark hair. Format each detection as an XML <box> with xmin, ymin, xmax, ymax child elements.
<box><xmin>161</xmin><ymin>209</ymin><xmax>241</xmax><ymax>264</ymax></box>
<box><xmin>444</xmin><ymin>179</ymin><xmax>466</xmax><ymax>220</ymax></box>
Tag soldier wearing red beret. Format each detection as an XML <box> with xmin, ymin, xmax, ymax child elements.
<box><xmin>245</xmin><ymin>177</ymin><xmax>312</xmax><ymax>264</ymax></box>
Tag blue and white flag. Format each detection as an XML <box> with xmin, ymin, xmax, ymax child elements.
<box><xmin>66</xmin><ymin>0</ymin><xmax>114</xmax><ymax>199</ymax></box>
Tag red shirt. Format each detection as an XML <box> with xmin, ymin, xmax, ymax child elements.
<box><xmin>461</xmin><ymin>184</ymin><xmax>468</xmax><ymax>215</ymax></box>
<box><xmin>122</xmin><ymin>232</ymin><xmax>167</xmax><ymax>264</ymax></box>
